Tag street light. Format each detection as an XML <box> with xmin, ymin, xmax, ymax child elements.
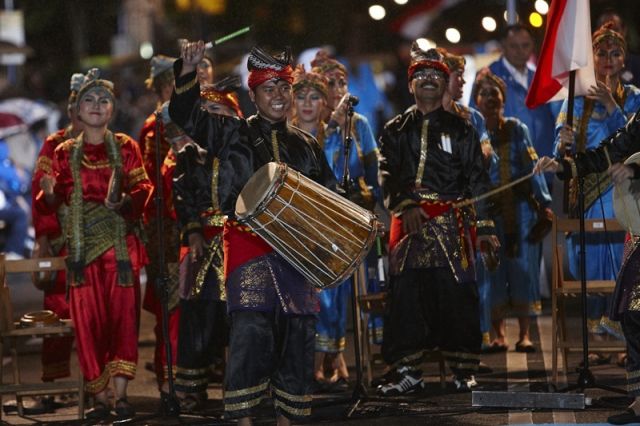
<box><xmin>140</xmin><ymin>42</ymin><xmax>154</xmax><ymax>59</ymax></box>
<box><xmin>529</xmin><ymin>12</ymin><xmax>543</xmax><ymax>28</ymax></box>
<box><xmin>445</xmin><ymin>28</ymin><xmax>461</xmax><ymax>44</ymax></box>
<box><xmin>534</xmin><ymin>0</ymin><xmax>549</xmax><ymax>15</ymax></box>
<box><xmin>482</xmin><ymin>16</ymin><xmax>497</xmax><ymax>32</ymax></box>
<box><xmin>369</xmin><ymin>4</ymin><xmax>386</xmax><ymax>20</ymax></box>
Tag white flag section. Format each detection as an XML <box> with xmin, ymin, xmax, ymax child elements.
<box><xmin>548</xmin><ymin>0</ymin><xmax>596</xmax><ymax>102</ymax></box>
<box><xmin>526</xmin><ymin>0</ymin><xmax>596</xmax><ymax>108</ymax></box>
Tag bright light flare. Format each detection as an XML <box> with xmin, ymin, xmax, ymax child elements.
<box><xmin>445</xmin><ymin>28</ymin><xmax>461</xmax><ymax>44</ymax></box>
<box><xmin>369</xmin><ymin>5</ymin><xmax>386</xmax><ymax>20</ymax></box>
<box><xmin>482</xmin><ymin>16</ymin><xmax>497</xmax><ymax>32</ymax></box>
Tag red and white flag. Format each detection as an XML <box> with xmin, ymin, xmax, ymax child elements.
<box><xmin>525</xmin><ymin>0</ymin><xmax>596</xmax><ymax>109</ymax></box>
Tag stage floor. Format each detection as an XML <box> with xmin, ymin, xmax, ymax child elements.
<box><xmin>1</xmin><ymin>276</ymin><xmax>632</xmax><ymax>425</ymax></box>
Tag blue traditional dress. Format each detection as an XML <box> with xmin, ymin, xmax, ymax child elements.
<box><xmin>450</xmin><ymin>102</ymin><xmax>493</xmax><ymax>346</ymax></box>
<box><xmin>479</xmin><ymin>118</ymin><xmax>551</xmax><ymax>323</ymax></box>
<box><xmin>553</xmin><ymin>83</ymin><xmax>640</xmax><ymax>334</ymax></box>
<box><xmin>315</xmin><ymin>112</ymin><xmax>381</xmax><ymax>352</ymax></box>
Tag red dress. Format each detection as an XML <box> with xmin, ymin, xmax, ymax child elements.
<box><xmin>31</xmin><ymin>127</ymin><xmax>73</xmax><ymax>381</ymax></box>
<box><xmin>46</xmin><ymin>133</ymin><xmax>152</xmax><ymax>394</ymax></box>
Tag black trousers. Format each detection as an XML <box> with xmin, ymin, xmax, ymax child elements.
<box><xmin>621</xmin><ymin>310</ymin><xmax>640</xmax><ymax>397</ymax></box>
<box><xmin>382</xmin><ymin>267</ymin><xmax>482</xmax><ymax>377</ymax></box>
<box><xmin>175</xmin><ymin>298</ymin><xmax>228</xmax><ymax>394</ymax></box>
<box><xmin>224</xmin><ymin>310</ymin><xmax>316</xmax><ymax>420</ymax></box>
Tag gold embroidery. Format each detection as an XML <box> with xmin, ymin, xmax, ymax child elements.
<box><xmin>274</xmin><ymin>399</ymin><xmax>311</xmax><ymax>416</ymax></box>
<box><xmin>81</xmin><ymin>156</ymin><xmax>111</xmax><ymax>170</ymax></box>
<box><xmin>476</xmin><ymin>220</ymin><xmax>495</xmax><ymax>228</ymax></box>
<box><xmin>315</xmin><ymin>334</ymin><xmax>346</xmax><ymax>352</ymax></box>
<box><xmin>175</xmin><ymin>76</ymin><xmax>197</xmax><ymax>94</ymax></box>
<box><xmin>225</xmin><ymin>396</ymin><xmax>264</xmax><ymax>412</ymax></box>
<box><xmin>185</xmin><ymin>222</ymin><xmax>202</xmax><ymax>232</ymax></box>
<box><xmin>224</xmin><ymin>381</ymin><xmax>269</xmax><ymax>398</ymax></box>
<box><xmin>415</xmin><ymin>119</ymin><xmax>429</xmax><ymax>188</ymax></box>
<box><xmin>271</xmin><ymin>130</ymin><xmax>280</xmax><ymax>162</ymax></box>
<box><xmin>85</xmin><ymin>368</ymin><xmax>111</xmax><ymax>394</ymax></box>
<box><xmin>526</xmin><ymin>146</ymin><xmax>539</xmax><ymax>161</ymax></box>
<box><xmin>108</xmin><ymin>359</ymin><xmax>137</xmax><ymax>377</ymax></box>
<box><xmin>35</xmin><ymin>156</ymin><xmax>53</xmax><ymax>175</ymax></box>
<box><xmin>128</xmin><ymin>167</ymin><xmax>148</xmax><ymax>187</ymax></box>
<box><xmin>272</xmin><ymin>387</ymin><xmax>312</xmax><ymax>403</ymax></box>
<box><xmin>211</xmin><ymin>157</ymin><xmax>220</xmax><ymax>211</ymax></box>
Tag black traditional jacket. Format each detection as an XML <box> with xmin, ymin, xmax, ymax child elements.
<box><xmin>169</xmin><ymin>59</ymin><xmax>337</xmax><ymax>237</ymax></box>
<box><xmin>379</xmin><ymin>105</ymin><xmax>495</xmax><ymax>236</ymax></box>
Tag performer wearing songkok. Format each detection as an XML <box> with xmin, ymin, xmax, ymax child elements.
<box><xmin>170</xmin><ymin>41</ymin><xmax>337</xmax><ymax>424</ymax></box>
<box><xmin>378</xmin><ymin>44</ymin><xmax>498</xmax><ymax>395</ymax></box>
<box><xmin>173</xmin><ymin>77</ymin><xmax>242</xmax><ymax>411</ymax></box>
<box><xmin>554</xmin><ymin>21</ymin><xmax>640</xmax><ymax>358</ymax></box>
<box><xmin>30</xmin><ymin>72</ymin><xmax>85</xmax><ymax>399</ymax></box>
<box><xmin>536</xmin><ymin>105</ymin><xmax>640</xmax><ymax>425</ymax></box>
<box><xmin>36</xmin><ymin>70</ymin><xmax>152</xmax><ymax>420</ymax></box>
<box><xmin>473</xmin><ymin>70</ymin><xmax>552</xmax><ymax>353</ymax></box>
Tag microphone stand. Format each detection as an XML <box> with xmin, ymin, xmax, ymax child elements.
<box><xmin>153</xmin><ymin>111</ymin><xmax>181</xmax><ymax>416</ymax></box>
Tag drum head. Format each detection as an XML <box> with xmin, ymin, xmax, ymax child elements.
<box><xmin>613</xmin><ymin>152</ymin><xmax>640</xmax><ymax>235</ymax></box>
<box><xmin>236</xmin><ymin>162</ymin><xmax>285</xmax><ymax>219</ymax></box>
<box><xmin>19</xmin><ymin>310</ymin><xmax>60</xmax><ymax>328</ymax></box>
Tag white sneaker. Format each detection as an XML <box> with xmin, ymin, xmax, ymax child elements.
<box><xmin>453</xmin><ymin>375</ymin><xmax>477</xmax><ymax>392</ymax></box>
<box><xmin>377</xmin><ymin>367</ymin><xmax>424</xmax><ymax>396</ymax></box>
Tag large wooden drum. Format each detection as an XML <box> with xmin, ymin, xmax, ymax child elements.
<box><xmin>613</xmin><ymin>151</ymin><xmax>640</xmax><ymax>235</ymax></box>
<box><xmin>235</xmin><ymin>162</ymin><xmax>378</xmax><ymax>289</ymax></box>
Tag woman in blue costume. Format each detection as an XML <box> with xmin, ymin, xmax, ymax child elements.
<box><xmin>473</xmin><ymin>70</ymin><xmax>552</xmax><ymax>352</ymax></box>
<box><xmin>554</xmin><ymin>22</ymin><xmax>640</xmax><ymax>361</ymax></box>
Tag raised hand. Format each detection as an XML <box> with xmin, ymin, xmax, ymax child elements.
<box><xmin>180</xmin><ymin>40</ymin><xmax>206</xmax><ymax>75</ymax></box>
<box><xmin>586</xmin><ymin>80</ymin><xmax>617</xmax><ymax>114</ymax></box>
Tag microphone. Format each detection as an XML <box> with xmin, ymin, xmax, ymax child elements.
<box><xmin>347</xmin><ymin>95</ymin><xmax>359</xmax><ymax>106</ymax></box>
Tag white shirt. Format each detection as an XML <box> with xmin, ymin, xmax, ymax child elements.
<box><xmin>502</xmin><ymin>57</ymin><xmax>529</xmax><ymax>89</ymax></box>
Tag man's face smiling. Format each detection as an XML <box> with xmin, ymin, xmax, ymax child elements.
<box><xmin>409</xmin><ymin>68</ymin><xmax>447</xmax><ymax>103</ymax></box>
<box><xmin>250</xmin><ymin>79</ymin><xmax>292</xmax><ymax>123</ymax></box>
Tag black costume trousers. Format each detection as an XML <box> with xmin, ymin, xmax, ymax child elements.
<box><xmin>382</xmin><ymin>267</ymin><xmax>482</xmax><ymax>377</ymax></box>
<box><xmin>224</xmin><ymin>310</ymin><xmax>316</xmax><ymax>420</ymax></box>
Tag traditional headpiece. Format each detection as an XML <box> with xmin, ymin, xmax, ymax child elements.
<box><xmin>292</xmin><ymin>65</ymin><xmax>329</xmax><ymax>99</ymax></box>
<box><xmin>438</xmin><ymin>48</ymin><xmax>466</xmax><ymax>72</ymax></box>
<box><xmin>76</xmin><ymin>68</ymin><xmax>115</xmax><ymax>107</ymax></box>
<box><xmin>144</xmin><ymin>54</ymin><xmax>176</xmax><ymax>90</ymax></box>
<box><xmin>68</xmin><ymin>73</ymin><xmax>86</xmax><ymax>107</ymax></box>
<box><xmin>310</xmin><ymin>50</ymin><xmax>348</xmax><ymax>77</ymax></box>
<box><xmin>158</xmin><ymin>101</ymin><xmax>185</xmax><ymax>141</ymax></box>
<box><xmin>472</xmin><ymin>68</ymin><xmax>507</xmax><ymax>102</ymax></box>
<box><xmin>247</xmin><ymin>46</ymin><xmax>294</xmax><ymax>90</ymax></box>
<box><xmin>200</xmin><ymin>76</ymin><xmax>243</xmax><ymax>117</ymax></box>
<box><xmin>592</xmin><ymin>20</ymin><xmax>626</xmax><ymax>54</ymax></box>
<box><xmin>408</xmin><ymin>42</ymin><xmax>450</xmax><ymax>81</ymax></box>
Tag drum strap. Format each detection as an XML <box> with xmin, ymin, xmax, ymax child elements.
<box><xmin>247</xmin><ymin>120</ymin><xmax>275</xmax><ymax>164</ymax></box>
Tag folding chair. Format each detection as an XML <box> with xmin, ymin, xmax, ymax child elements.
<box><xmin>551</xmin><ymin>217</ymin><xmax>626</xmax><ymax>384</ymax></box>
<box><xmin>0</xmin><ymin>254</ymin><xmax>84</xmax><ymax>420</ymax></box>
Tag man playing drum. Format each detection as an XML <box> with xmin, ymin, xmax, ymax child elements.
<box><xmin>536</xmin><ymin>109</ymin><xmax>640</xmax><ymax>425</ymax></box>
<box><xmin>169</xmin><ymin>40</ymin><xmax>337</xmax><ymax>426</ymax></box>
<box><xmin>378</xmin><ymin>45</ymin><xmax>499</xmax><ymax>395</ymax></box>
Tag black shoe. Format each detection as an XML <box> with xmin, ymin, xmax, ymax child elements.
<box><xmin>608</xmin><ymin>408</ymin><xmax>640</xmax><ymax>425</ymax></box>
<box><xmin>372</xmin><ymin>369</ymin><xmax>403</xmax><ymax>388</ymax></box>
<box><xmin>115</xmin><ymin>398</ymin><xmax>135</xmax><ymax>418</ymax></box>
<box><xmin>86</xmin><ymin>401</ymin><xmax>111</xmax><ymax>420</ymax></box>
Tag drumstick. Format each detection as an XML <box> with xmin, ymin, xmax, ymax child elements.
<box><xmin>454</xmin><ymin>157</ymin><xmax>551</xmax><ymax>208</ymax></box>
<box><xmin>204</xmin><ymin>26</ymin><xmax>251</xmax><ymax>49</ymax></box>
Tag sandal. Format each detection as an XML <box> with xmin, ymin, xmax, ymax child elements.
<box><xmin>115</xmin><ymin>397</ymin><xmax>135</xmax><ymax>418</ymax></box>
<box><xmin>86</xmin><ymin>401</ymin><xmax>111</xmax><ymax>420</ymax></box>
<box><xmin>515</xmin><ymin>340</ymin><xmax>536</xmax><ymax>353</ymax></box>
